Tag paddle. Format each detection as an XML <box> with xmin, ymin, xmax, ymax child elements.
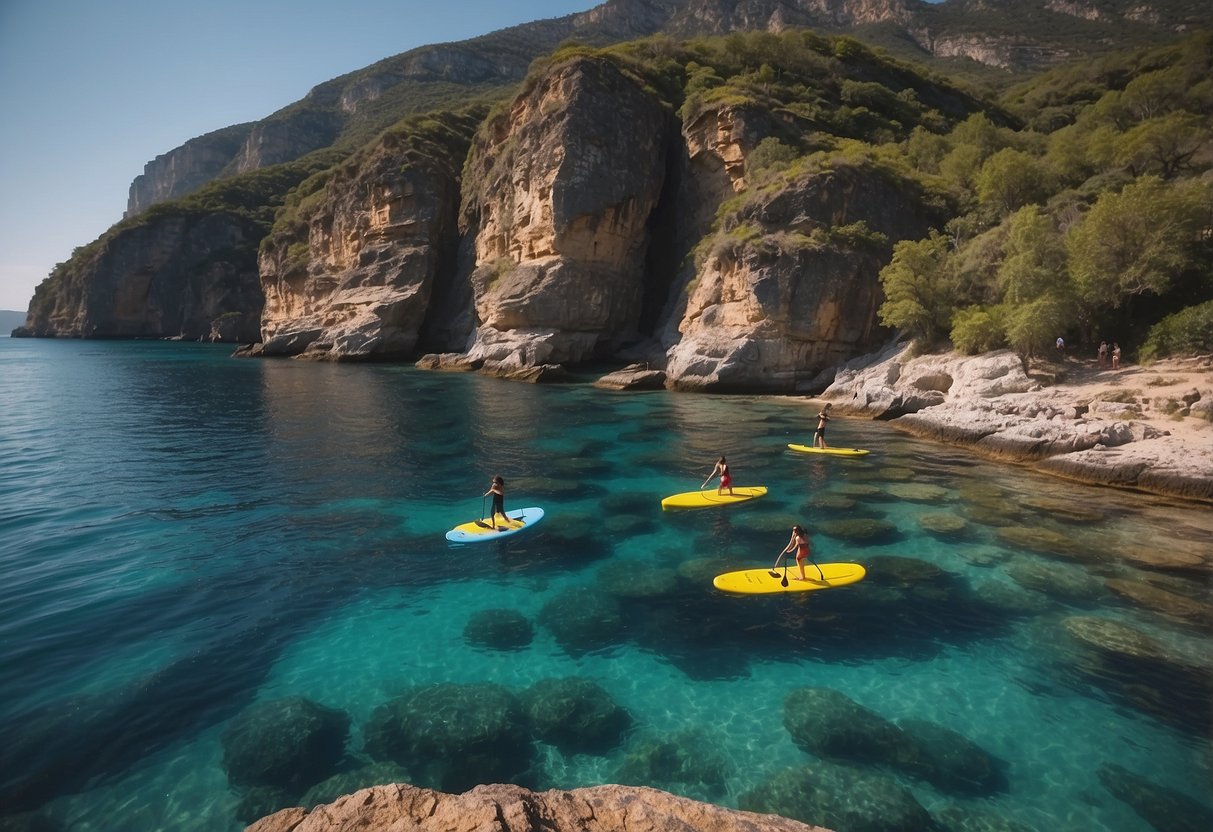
<box><xmin>474</xmin><ymin>494</ymin><xmax>492</xmax><ymax>529</ymax></box>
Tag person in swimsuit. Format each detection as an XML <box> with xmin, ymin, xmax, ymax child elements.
<box><xmin>484</xmin><ymin>475</ymin><xmax>508</xmax><ymax>529</ymax></box>
<box><xmin>702</xmin><ymin>455</ymin><xmax>733</xmax><ymax>495</ymax></box>
<box><xmin>772</xmin><ymin>524</ymin><xmax>823</xmax><ymax>581</ymax></box>
<box><xmin>814</xmin><ymin>403</ymin><xmax>832</xmax><ymax>448</ymax></box>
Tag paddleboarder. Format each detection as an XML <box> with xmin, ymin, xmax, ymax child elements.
<box><xmin>772</xmin><ymin>524</ymin><xmax>824</xmax><ymax>581</ymax></box>
<box><xmin>484</xmin><ymin>475</ymin><xmax>508</xmax><ymax>529</ymax></box>
<box><xmin>814</xmin><ymin>403</ymin><xmax>832</xmax><ymax>448</ymax></box>
<box><xmin>702</xmin><ymin>455</ymin><xmax>733</xmax><ymax>495</ymax></box>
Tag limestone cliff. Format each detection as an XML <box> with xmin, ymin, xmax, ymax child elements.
<box><xmin>251</xmin><ymin>113</ymin><xmax>479</xmax><ymax>360</ymax></box>
<box><xmin>663</xmin><ymin>160</ymin><xmax>943</xmax><ymax>391</ymax></box>
<box><xmin>126</xmin><ymin>124</ymin><xmax>253</xmax><ymax>218</ymax></box>
<box><xmin>247</xmin><ymin>782</ymin><xmax>829</xmax><ymax>832</ymax></box>
<box><xmin>15</xmin><ymin>212</ymin><xmax>263</xmax><ymax>342</ymax></box>
<box><xmin>457</xmin><ymin>56</ymin><xmax>672</xmax><ymax>365</ymax></box>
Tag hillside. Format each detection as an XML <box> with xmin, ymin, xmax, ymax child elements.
<box><xmin>14</xmin><ymin>1</ymin><xmax>1212</xmax><ymax>385</ymax></box>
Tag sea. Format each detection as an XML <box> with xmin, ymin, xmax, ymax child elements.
<box><xmin>1</xmin><ymin>338</ymin><xmax>1210</xmax><ymax>832</ymax></box>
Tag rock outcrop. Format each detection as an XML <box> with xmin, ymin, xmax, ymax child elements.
<box><xmin>822</xmin><ymin>345</ymin><xmax>1213</xmax><ymax>501</ymax></box>
<box><xmin>15</xmin><ymin>213</ymin><xmax>263</xmax><ymax>342</ymax></box>
<box><xmin>664</xmin><ymin>162</ymin><xmax>941</xmax><ymax>391</ymax></box>
<box><xmin>126</xmin><ymin>124</ymin><xmax>253</xmax><ymax>217</ymax></box>
<box><xmin>458</xmin><ymin>56</ymin><xmax>671</xmax><ymax>367</ymax></box>
<box><xmin>251</xmin><ymin>113</ymin><xmax>478</xmax><ymax>360</ymax></box>
<box><xmin>246</xmin><ymin>783</ymin><xmax>829</xmax><ymax>832</ymax></box>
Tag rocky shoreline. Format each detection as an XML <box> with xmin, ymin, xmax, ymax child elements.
<box><xmin>247</xmin><ymin>783</ymin><xmax>828</xmax><ymax>832</ymax></box>
<box><xmin>817</xmin><ymin>345</ymin><xmax>1213</xmax><ymax>504</ymax></box>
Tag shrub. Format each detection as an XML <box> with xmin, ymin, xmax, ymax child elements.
<box><xmin>1140</xmin><ymin>300</ymin><xmax>1213</xmax><ymax>360</ymax></box>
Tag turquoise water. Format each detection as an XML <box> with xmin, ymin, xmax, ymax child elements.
<box><xmin>1</xmin><ymin>339</ymin><xmax>1210</xmax><ymax>832</ymax></box>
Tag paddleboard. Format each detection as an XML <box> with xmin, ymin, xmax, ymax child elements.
<box><xmin>788</xmin><ymin>443</ymin><xmax>869</xmax><ymax>456</ymax></box>
<box><xmin>445</xmin><ymin>507</ymin><xmax>544</xmax><ymax>543</ymax></box>
<box><xmin>713</xmin><ymin>562</ymin><xmax>867</xmax><ymax>594</ymax></box>
<box><xmin>661</xmin><ymin>486</ymin><xmax>768</xmax><ymax>510</ymax></box>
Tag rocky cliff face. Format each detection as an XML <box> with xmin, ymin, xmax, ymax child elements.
<box><xmin>16</xmin><ymin>213</ymin><xmax>263</xmax><ymax>342</ymax></box>
<box><xmin>246</xmin><ymin>782</ymin><xmax>829</xmax><ymax>832</ymax></box>
<box><xmin>663</xmin><ymin>161</ymin><xmax>940</xmax><ymax>391</ymax></box>
<box><xmin>457</xmin><ymin>56</ymin><xmax>672</xmax><ymax>365</ymax></box>
<box><xmin>126</xmin><ymin>124</ymin><xmax>253</xmax><ymax>217</ymax></box>
<box><xmin>252</xmin><ymin>114</ymin><xmax>478</xmax><ymax>360</ymax></box>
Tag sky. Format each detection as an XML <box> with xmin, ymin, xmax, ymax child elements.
<box><xmin>0</xmin><ymin>0</ymin><xmax>598</xmax><ymax>311</ymax></box>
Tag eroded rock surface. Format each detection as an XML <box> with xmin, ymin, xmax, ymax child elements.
<box><xmin>246</xmin><ymin>782</ymin><xmax>829</xmax><ymax>832</ymax></box>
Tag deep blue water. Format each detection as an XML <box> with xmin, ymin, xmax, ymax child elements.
<box><xmin>1</xmin><ymin>339</ymin><xmax>1210</xmax><ymax>832</ymax></box>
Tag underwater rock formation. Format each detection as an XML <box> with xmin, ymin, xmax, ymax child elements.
<box><xmin>463</xmin><ymin>608</ymin><xmax>535</xmax><ymax>651</ymax></box>
<box><xmin>221</xmin><ymin>697</ymin><xmax>349</xmax><ymax>791</ymax></box>
<box><xmin>523</xmin><ymin>677</ymin><xmax>632</xmax><ymax>755</ymax></box>
<box><xmin>740</xmin><ymin>761</ymin><xmax>931</xmax><ymax>832</ymax></box>
<box><xmin>362</xmin><ymin>682</ymin><xmax>533</xmax><ymax>793</ymax></box>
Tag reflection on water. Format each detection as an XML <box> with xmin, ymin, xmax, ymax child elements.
<box><xmin>0</xmin><ymin>340</ymin><xmax>1209</xmax><ymax>832</ymax></box>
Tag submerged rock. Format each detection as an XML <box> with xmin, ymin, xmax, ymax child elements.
<box><xmin>1097</xmin><ymin>762</ymin><xmax>1213</xmax><ymax>832</ymax></box>
<box><xmin>221</xmin><ymin>697</ymin><xmax>349</xmax><ymax>791</ymax></box>
<box><xmin>1104</xmin><ymin>578</ymin><xmax>1213</xmax><ymax>628</ymax></box>
<box><xmin>300</xmin><ymin>763</ymin><xmax>410</xmax><ymax>809</ymax></box>
<box><xmin>740</xmin><ymin>762</ymin><xmax>931</xmax><ymax>832</ymax></box>
<box><xmin>783</xmin><ymin>687</ymin><xmax>914</xmax><ymax>769</ymax></box>
<box><xmin>538</xmin><ymin>588</ymin><xmax>626</xmax><ymax>656</ymax></box>
<box><xmin>613</xmin><ymin>728</ymin><xmax>733</xmax><ymax>798</ymax></box>
<box><xmin>1006</xmin><ymin>558</ymin><xmax>1105</xmax><ymax>604</ymax></box>
<box><xmin>917</xmin><ymin>512</ymin><xmax>969</xmax><ymax>536</ymax></box>
<box><xmin>598</xmin><ymin>559</ymin><xmax>678</xmax><ymax>599</ymax></box>
<box><xmin>818</xmin><ymin>518</ymin><xmax>900</xmax><ymax>544</ymax></box>
<box><xmin>933</xmin><ymin>803</ymin><xmax>1036</xmax><ymax>832</ymax></box>
<box><xmin>888</xmin><ymin>483</ymin><xmax>949</xmax><ymax>502</ymax></box>
<box><xmin>362</xmin><ymin>682</ymin><xmax>532</xmax><ymax>793</ymax></box>
<box><xmin>523</xmin><ymin>677</ymin><xmax>632</xmax><ymax>755</ymax></box>
<box><xmin>996</xmin><ymin>526</ymin><xmax>1093</xmax><ymax>562</ymax></box>
<box><xmin>463</xmin><ymin>608</ymin><xmax>534</xmax><ymax>651</ymax></box>
<box><xmin>896</xmin><ymin>718</ymin><xmax>1006</xmax><ymax>796</ymax></box>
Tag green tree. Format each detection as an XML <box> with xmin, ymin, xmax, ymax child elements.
<box><xmin>998</xmin><ymin>206</ymin><xmax>1068</xmax><ymax>303</ymax></box>
<box><xmin>1066</xmin><ymin>176</ymin><xmax>1213</xmax><ymax>310</ymax></box>
<box><xmin>878</xmin><ymin>231</ymin><xmax>956</xmax><ymax>344</ymax></box>
<box><xmin>951</xmin><ymin>305</ymin><xmax>1006</xmax><ymax>354</ymax></box>
<box><xmin>976</xmin><ymin>148</ymin><xmax>1047</xmax><ymax>215</ymax></box>
<box><xmin>1001</xmin><ymin>294</ymin><xmax>1070</xmax><ymax>358</ymax></box>
<box><xmin>1115</xmin><ymin>113</ymin><xmax>1211</xmax><ymax>179</ymax></box>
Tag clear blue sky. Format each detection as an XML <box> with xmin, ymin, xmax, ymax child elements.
<box><xmin>0</xmin><ymin>0</ymin><xmax>596</xmax><ymax>311</ymax></box>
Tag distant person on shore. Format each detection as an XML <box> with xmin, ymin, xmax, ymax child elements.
<box><xmin>703</xmin><ymin>455</ymin><xmax>733</xmax><ymax>495</ymax></box>
<box><xmin>772</xmin><ymin>524</ymin><xmax>823</xmax><ymax>582</ymax></box>
<box><xmin>1112</xmin><ymin>343</ymin><xmax>1121</xmax><ymax>370</ymax></box>
<box><xmin>484</xmin><ymin>475</ymin><xmax>508</xmax><ymax>529</ymax></box>
<box><xmin>814</xmin><ymin>403</ymin><xmax>832</xmax><ymax>448</ymax></box>
<box><xmin>1098</xmin><ymin>341</ymin><xmax>1108</xmax><ymax>367</ymax></box>
<box><xmin>1056</xmin><ymin>336</ymin><xmax>1065</xmax><ymax>356</ymax></box>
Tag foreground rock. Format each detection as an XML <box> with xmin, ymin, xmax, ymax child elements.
<box><xmin>247</xmin><ymin>783</ymin><xmax>829</xmax><ymax>832</ymax></box>
<box><xmin>823</xmin><ymin>346</ymin><xmax>1213</xmax><ymax>503</ymax></box>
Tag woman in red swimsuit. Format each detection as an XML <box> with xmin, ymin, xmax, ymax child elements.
<box><xmin>702</xmin><ymin>455</ymin><xmax>733</xmax><ymax>495</ymax></box>
<box><xmin>772</xmin><ymin>524</ymin><xmax>824</xmax><ymax>581</ymax></box>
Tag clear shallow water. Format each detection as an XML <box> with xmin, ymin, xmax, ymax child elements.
<box><xmin>1</xmin><ymin>339</ymin><xmax>1210</xmax><ymax>832</ymax></box>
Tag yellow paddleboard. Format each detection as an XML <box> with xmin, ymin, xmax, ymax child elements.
<box><xmin>661</xmin><ymin>486</ymin><xmax>768</xmax><ymax>510</ymax></box>
<box><xmin>713</xmin><ymin>562</ymin><xmax>867</xmax><ymax>594</ymax></box>
<box><xmin>788</xmin><ymin>443</ymin><xmax>869</xmax><ymax>456</ymax></box>
<box><xmin>445</xmin><ymin>507</ymin><xmax>544</xmax><ymax>543</ymax></box>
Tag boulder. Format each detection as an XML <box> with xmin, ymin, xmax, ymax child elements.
<box><xmin>538</xmin><ymin>588</ymin><xmax>626</xmax><ymax>656</ymax></box>
<box><xmin>362</xmin><ymin>683</ymin><xmax>532</xmax><ymax>793</ymax></box>
<box><xmin>740</xmin><ymin>762</ymin><xmax>931</xmax><ymax>832</ymax></box>
<box><xmin>248</xmin><ymin>783</ymin><xmax>828</xmax><ymax>832</ymax></box>
<box><xmin>464</xmin><ymin>608</ymin><xmax>535</xmax><ymax>651</ymax></box>
<box><xmin>613</xmin><ymin>729</ymin><xmax>733</xmax><ymax>797</ymax></box>
<box><xmin>523</xmin><ymin>677</ymin><xmax>632</xmax><ymax>755</ymax></box>
<box><xmin>1097</xmin><ymin>763</ymin><xmax>1213</xmax><ymax>832</ymax></box>
<box><xmin>221</xmin><ymin>697</ymin><xmax>349</xmax><ymax>791</ymax></box>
